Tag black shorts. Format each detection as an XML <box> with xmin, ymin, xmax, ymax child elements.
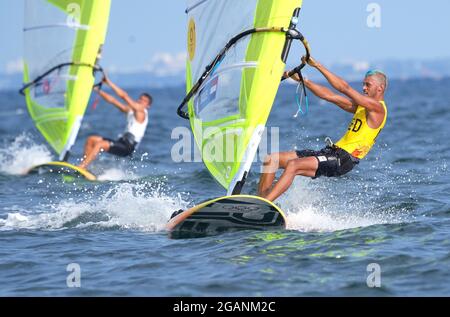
<box><xmin>103</xmin><ymin>133</ymin><xmax>137</xmax><ymax>157</ymax></box>
<box><xmin>296</xmin><ymin>146</ymin><xmax>359</xmax><ymax>179</ymax></box>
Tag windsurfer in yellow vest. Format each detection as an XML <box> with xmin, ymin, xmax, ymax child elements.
<box><xmin>259</xmin><ymin>57</ymin><xmax>388</xmax><ymax>202</ymax></box>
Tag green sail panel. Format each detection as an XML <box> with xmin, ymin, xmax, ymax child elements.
<box><xmin>186</xmin><ymin>0</ymin><xmax>302</xmax><ymax>194</ymax></box>
<box><xmin>23</xmin><ymin>0</ymin><xmax>111</xmax><ymax>159</ymax></box>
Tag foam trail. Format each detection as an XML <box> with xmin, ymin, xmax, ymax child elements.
<box><xmin>89</xmin><ymin>183</ymin><xmax>183</xmax><ymax>231</ymax></box>
<box><xmin>0</xmin><ymin>183</ymin><xmax>188</xmax><ymax>232</ymax></box>
<box><xmin>0</xmin><ymin>134</ymin><xmax>53</xmax><ymax>175</ymax></box>
<box><xmin>278</xmin><ymin>177</ymin><xmax>407</xmax><ymax>233</ymax></box>
<box><xmin>96</xmin><ymin>168</ymin><xmax>139</xmax><ymax>182</ymax></box>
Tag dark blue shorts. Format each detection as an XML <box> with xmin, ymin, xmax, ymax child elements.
<box><xmin>103</xmin><ymin>133</ymin><xmax>137</xmax><ymax>157</ymax></box>
<box><xmin>296</xmin><ymin>146</ymin><xmax>359</xmax><ymax>178</ymax></box>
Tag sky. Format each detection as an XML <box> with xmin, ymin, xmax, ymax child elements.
<box><xmin>1</xmin><ymin>0</ymin><xmax>450</xmax><ymax>75</ymax></box>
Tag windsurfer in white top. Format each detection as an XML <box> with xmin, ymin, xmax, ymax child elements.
<box><xmin>78</xmin><ymin>74</ymin><xmax>152</xmax><ymax>170</ymax></box>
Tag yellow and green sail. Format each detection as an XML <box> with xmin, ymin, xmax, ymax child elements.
<box><xmin>22</xmin><ymin>0</ymin><xmax>111</xmax><ymax>160</ymax></box>
<box><xmin>186</xmin><ymin>0</ymin><xmax>303</xmax><ymax>194</ymax></box>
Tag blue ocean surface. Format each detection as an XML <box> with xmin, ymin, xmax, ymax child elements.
<box><xmin>0</xmin><ymin>78</ymin><xmax>449</xmax><ymax>296</ymax></box>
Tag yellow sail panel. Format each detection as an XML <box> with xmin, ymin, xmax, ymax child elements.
<box><xmin>186</xmin><ymin>0</ymin><xmax>302</xmax><ymax>194</ymax></box>
<box><xmin>23</xmin><ymin>0</ymin><xmax>111</xmax><ymax>159</ymax></box>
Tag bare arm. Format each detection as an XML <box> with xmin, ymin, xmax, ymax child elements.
<box><xmin>284</xmin><ymin>71</ymin><xmax>356</xmax><ymax>113</ymax></box>
<box><xmin>311</xmin><ymin>61</ymin><xmax>384</xmax><ymax>114</ymax></box>
<box><xmin>95</xmin><ymin>87</ymin><xmax>130</xmax><ymax>113</ymax></box>
<box><xmin>104</xmin><ymin>76</ymin><xmax>140</xmax><ymax>112</ymax></box>
<box><xmin>304</xmin><ymin>79</ymin><xmax>357</xmax><ymax>114</ymax></box>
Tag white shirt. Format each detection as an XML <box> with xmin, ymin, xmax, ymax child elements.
<box><xmin>125</xmin><ymin>110</ymin><xmax>148</xmax><ymax>144</ymax></box>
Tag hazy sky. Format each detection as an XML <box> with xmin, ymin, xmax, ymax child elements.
<box><xmin>1</xmin><ymin>0</ymin><xmax>450</xmax><ymax>74</ymax></box>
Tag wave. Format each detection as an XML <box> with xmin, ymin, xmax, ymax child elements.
<box><xmin>0</xmin><ymin>133</ymin><xmax>53</xmax><ymax>175</ymax></box>
<box><xmin>0</xmin><ymin>182</ymin><xmax>189</xmax><ymax>232</ymax></box>
<box><xmin>279</xmin><ymin>177</ymin><xmax>411</xmax><ymax>232</ymax></box>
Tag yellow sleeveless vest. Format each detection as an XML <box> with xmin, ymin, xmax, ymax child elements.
<box><xmin>336</xmin><ymin>101</ymin><xmax>387</xmax><ymax>159</ymax></box>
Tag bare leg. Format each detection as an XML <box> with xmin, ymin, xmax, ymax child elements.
<box><xmin>258</xmin><ymin>152</ymin><xmax>298</xmax><ymax>197</ymax></box>
<box><xmin>263</xmin><ymin>157</ymin><xmax>318</xmax><ymax>202</ymax></box>
<box><xmin>79</xmin><ymin>139</ymin><xmax>110</xmax><ymax>169</ymax></box>
<box><xmin>83</xmin><ymin>136</ymin><xmax>103</xmax><ymax>160</ymax></box>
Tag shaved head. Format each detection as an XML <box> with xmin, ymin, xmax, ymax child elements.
<box><xmin>365</xmin><ymin>70</ymin><xmax>388</xmax><ymax>91</ymax></box>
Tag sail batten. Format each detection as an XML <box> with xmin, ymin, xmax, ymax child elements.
<box><xmin>185</xmin><ymin>0</ymin><xmax>303</xmax><ymax>193</ymax></box>
<box><xmin>24</xmin><ymin>23</ymin><xmax>90</xmax><ymax>32</ymax></box>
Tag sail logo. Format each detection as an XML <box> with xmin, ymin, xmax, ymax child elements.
<box><xmin>188</xmin><ymin>19</ymin><xmax>196</xmax><ymax>61</ymax></box>
<box><xmin>34</xmin><ymin>74</ymin><xmax>65</xmax><ymax>100</ymax></box>
<box><xmin>196</xmin><ymin>76</ymin><xmax>218</xmax><ymax>111</ymax></box>
<box><xmin>34</xmin><ymin>80</ymin><xmax>52</xmax><ymax>98</ymax></box>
